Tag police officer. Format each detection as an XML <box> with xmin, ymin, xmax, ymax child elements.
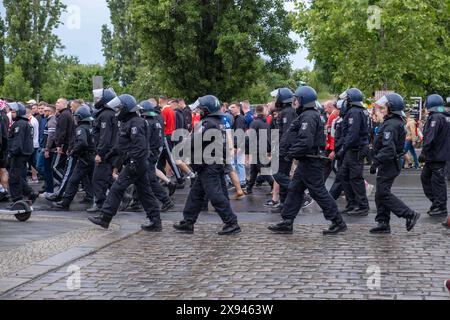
<box><xmin>173</xmin><ymin>95</ymin><xmax>241</xmax><ymax>235</ymax></box>
<box><xmin>268</xmin><ymin>86</ymin><xmax>347</xmax><ymax>235</ymax></box>
<box><xmin>88</xmin><ymin>94</ymin><xmax>162</xmax><ymax>232</ymax></box>
<box><xmin>139</xmin><ymin>100</ymin><xmax>174</xmax><ymax>212</ymax></box>
<box><xmin>7</xmin><ymin>102</ymin><xmax>39</xmax><ymax>207</ymax></box>
<box><xmin>369</xmin><ymin>93</ymin><xmax>420</xmax><ymax>233</ymax></box>
<box><xmin>273</xmin><ymin>88</ymin><xmax>303</xmax><ymax>213</ymax></box>
<box><xmin>337</xmin><ymin>88</ymin><xmax>370</xmax><ymax>216</ymax></box>
<box><xmin>419</xmin><ymin>94</ymin><xmax>450</xmax><ymax>218</ymax></box>
<box><xmin>53</xmin><ymin>105</ymin><xmax>96</xmax><ymax>209</ymax></box>
<box><xmin>87</xmin><ymin>88</ymin><xmax>118</xmax><ymax>213</ymax></box>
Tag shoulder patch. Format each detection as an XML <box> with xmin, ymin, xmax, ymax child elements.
<box><xmin>101</xmin><ymin>122</ymin><xmax>106</xmax><ymax>129</ymax></box>
<box><xmin>14</xmin><ymin>126</ymin><xmax>19</xmax><ymax>133</ymax></box>
<box><xmin>131</xmin><ymin>127</ymin><xmax>138</xmax><ymax>135</ymax></box>
<box><xmin>446</xmin><ymin>117</ymin><xmax>450</xmax><ymax>123</ymax></box>
<box><xmin>77</xmin><ymin>129</ymin><xmax>82</xmax><ymax>136</ymax></box>
<box><xmin>383</xmin><ymin>131</ymin><xmax>391</xmax><ymax>140</ymax></box>
<box><xmin>283</xmin><ymin>117</ymin><xmax>288</xmax><ymax>124</ymax></box>
<box><xmin>348</xmin><ymin>118</ymin><xmax>354</xmax><ymax>125</ymax></box>
<box><xmin>431</xmin><ymin>121</ymin><xmax>436</xmax><ymax>128</ymax></box>
<box><xmin>301</xmin><ymin>122</ymin><xmax>308</xmax><ymax>130</ymax></box>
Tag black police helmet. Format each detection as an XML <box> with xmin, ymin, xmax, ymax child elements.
<box><xmin>198</xmin><ymin>95</ymin><xmax>221</xmax><ymax>115</ymax></box>
<box><xmin>425</xmin><ymin>94</ymin><xmax>445</xmax><ymax>110</ymax></box>
<box><xmin>107</xmin><ymin>94</ymin><xmax>139</xmax><ymax>113</ymax></box>
<box><xmin>8</xmin><ymin>102</ymin><xmax>27</xmax><ymax>119</ymax></box>
<box><xmin>385</xmin><ymin>93</ymin><xmax>405</xmax><ymax>116</ymax></box>
<box><xmin>275</xmin><ymin>88</ymin><xmax>294</xmax><ymax>105</ymax></box>
<box><xmin>340</xmin><ymin>88</ymin><xmax>364</xmax><ymax>107</ymax></box>
<box><xmin>74</xmin><ymin>105</ymin><xmax>94</xmax><ymax>123</ymax></box>
<box><xmin>294</xmin><ymin>85</ymin><xmax>318</xmax><ymax>109</ymax></box>
<box><xmin>139</xmin><ymin>100</ymin><xmax>157</xmax><ymax>117</ymax></box>
<box><xmin>93</xmin><ymin>87</ymin><xmax>117</xmax><ymax>108</ymax></box>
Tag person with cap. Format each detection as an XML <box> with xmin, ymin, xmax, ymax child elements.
<box><xmin>86</xmin><ymin>88</ymin><xmax>118</xmax><ymax>213</ymax></box>
<box><xmin>88</xmin><ymin>94</ymin><xmax>162</xmax><ymax>232</ymax></box>
<box><xmin>337</xmin><ymin>88</ymin><xmax>370</xmax><ymax>216</ymax></box>
<box><xmin>53</xmin><ymin>105</ymin><xmax>96</xmax><ymax>210</ymax></box>
<box><xmin>419</xmin><ymin>94</ymin><xmax>450</xmax><ymax>219</ymax></box>
<box><xmin>0</xmin><ymin>99</ymin><xmax>10</xmax><ymax>201</ymax></box>
<box><xmin>369</xmin><ymin>93</ymin><xmax>420</xmax><ymax>234</ymax></box>
<box><xmin>173</xmin><ymin>95</ymin><xmax>241</xmax><ymax>235</ymax></box>
<box><xmin>6</xmin><ymin>102</ymin><xmax>39</xmax><ymax>208</ymax></box>
<box><xmin>268</xmin><ymin>86</ymin><xmax>347</xmax><ymax>235</ymax></box>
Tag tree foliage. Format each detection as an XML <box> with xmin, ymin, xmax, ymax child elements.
<box><xmin>130</xmin><ymin>0</ymin><xmax>297</xmax><ymax>101</ymax></box>
<box><xmin>0</xmin><ymin>17</ymin><xmax>5</xmax><ymax>87</ymax></box>
<box><xmin>0</xmin><ymin>65</ymin><xmax>33</xmax><ymax>101</ymax></box>
<box><xmin>3</xmin><ymin>0</ymin><xmax>66</xmax><ymax>96</ymax></box>
<box><xmin>294</xmin><ymin>0</ymin><xmax>450</xmax><ymax>98</ymax></box>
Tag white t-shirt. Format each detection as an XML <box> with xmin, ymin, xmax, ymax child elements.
<box><xmin>29</xmin><ymin>115</ymin><xmax>39</xmax><ymax>149</ymax></box>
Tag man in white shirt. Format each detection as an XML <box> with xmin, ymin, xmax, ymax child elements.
<box><xmin>26</xmin><ymin>106</ymin><xmax>40</xmax><ymax>182</ymax></box>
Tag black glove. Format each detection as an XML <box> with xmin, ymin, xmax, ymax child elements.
<box><xmin>418</xmin><ymin>153</ymin><xmax>426</xmax><ymax>163</ymax></box>
<box><xmin>370</xmin><ymin>159</ymin><xmax>379</xmax><ymax>175</ymax></box>
<box><xmin>128</xmin><ymin>161</ymin><xmax>138</xmax><ymax>175</ymax></box>
<box><xmin>335</xmin><ymin>149</ymin><xmax>343</xmax><ymax>160</ymax></box>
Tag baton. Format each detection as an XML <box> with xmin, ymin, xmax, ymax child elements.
<box><xmin>163</xmin><ymin>136</ymin><xmax>183</xmax><ymax>181</ymax></box>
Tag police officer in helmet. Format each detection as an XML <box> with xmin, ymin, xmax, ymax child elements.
<box><xmin>7</xmin><ymin>102</ymin><xmax>39</xmax><ymax>208</ymax></box>
<box><xmin>173</xmin><ymin>95</ymin><xmax>241</xmax><ymax>235</ymax></box>
<box><xmin>337</xmin><ymin>88</ymin><xmax>370</xmax><ymax>216</ymax></box>
<box><xmin>53</xmin><ymin>105</ymin><xmax>96</xmax><ymax>209</ymax></box>
<box><xmin>419</xmin><ymin>94</ymin><xmax>450</xmax><ymax>221</ymax></box>
<box><xmin>369</xmin><ymin>93</ymin><xmax>420</xmax><ymax>233</ymax></box>
<box><xmin>268</xmin><ymin>86</ymin><xmax>347</xmax><ymax>235</ymax></box>
<box><xmin>87</xmin><ymin>88</ymin><xmax>118</xmax><ymax>212</ymax></box>
<box><xmin>88</xmin><ymin>94</ymin><xmax>162</xmax><ymax>232</ymax></box>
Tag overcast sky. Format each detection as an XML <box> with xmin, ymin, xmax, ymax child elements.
<box><xmin>0</xmin><ymin>0</ymin><xmax>312</xmax><ymax>69</ymax></box>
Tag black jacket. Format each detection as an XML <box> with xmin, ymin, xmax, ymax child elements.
<box><xmin>8</xmin><ymin>118</ymin><xmax>34</xmax><ymax>157</ymax></box>
<box><xmin>144</xmin><ymin>116</ymin><xmax>164</xmax><ymax>156</ymax></box>
<box><xmin>182</xmin><ymin>106</ymin><xmax>193</xmax><ymax>132</ymax></box>
<box><xmin>287</xmin><ymin>108</ymin><xmax>325</xmax><ymax>160</ymax></box>
<box><xmin>92</xmin><ymin>107</ymin><xmax>118</xmax><ymax>159</ymax></box>
<box><xmin>55</xmin><ymin>108</ymin><xmax>75</xmax><ymax>153</ymax></box>
<box><xmin>72</xmin><ymin>122</ymin><xmax>95</xmax><ymax>158</ymax></box>
<box><xmin>373</xmin><ymin>114</ymin><xmax>406</xmax><ymax>164</ymax></box>
<box><xmin>342</xmin><ymin>106</ymin><xmax>369</xmax><ymax>152</ymax></box>
<box><xmin>422</xmin><ymin>111</ymin><xmax>450</xmax><ymax>162</ymax></box>
<box><xmin>248</xmin><ymin>115</ymin><xmax>271</xmax><ymax>155</ymax></box>
<box><xmin>278</xmin><ymin>106</ymin><xmax>297</xmax><ymax>140</ymax></box>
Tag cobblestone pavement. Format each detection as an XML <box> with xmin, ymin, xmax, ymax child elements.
<box><xmin>1</xmin><ymin>222</ymin><xmax>449</xmax><ymax>300</ymax></box>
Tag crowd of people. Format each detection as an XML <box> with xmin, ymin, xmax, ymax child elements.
<box><xmin>0</xmin><ymin>85</ymin><xmax>449</xmax><ymax>235</ymax></box>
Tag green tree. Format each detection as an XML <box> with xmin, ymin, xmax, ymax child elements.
<box><xmin>0</xmin><ymin>17</ymin><xmax>5</xmax><ymax>87</ymax></box>
<box><xmin>130</xmin><ymin>0</ymin><xmax>297</xmax><ymax>101</ymax></box>
<box><xmin>294</xmin><ymin>0</ymin><xmax>450</xmax><ymax>98</ymax></box>
<box><xmin>3</xmin><ymin>0</ymin><xmax>66</xmax><ymax>95</ymax></box>
<box><xmin>0</xmin><ymin>65</ymin><xmax>33</xmax><ymax>101</ymax></box>
<box><xmin>101</xmin><ymin>0</ymin><xmax>140</xmax><ymax>88</ymax></box>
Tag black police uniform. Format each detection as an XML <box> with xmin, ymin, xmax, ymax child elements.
<box><xmin>181</xmin><ymin>114</ymin><xmax>238</xmax><ymax>227</ymax></box>
<box><xmin>281</xmin><ymin>108</ymin><xmax>341</xmax><ymax>223</ymax></box>
<box><xmin>8</xmin><ymin>118</ymin><xmax>35</xmax><ymax>201</ymax></box>
<box><xmin>273</xmin><ymin>105</ymin><xmax>297</xmax><ymax>205</ymax></box>
<box><xmin>92</xmin><ymin>106</ymin><xmax>118</xmax><ymax>208</ymax></box>
<box><xmin>420</xmin><ymin>110</ymin><xmax>450</xmax><ymax>213</ymax></box>
<box><xmin>100</xmin><ymin>112</ymin><xmax>161</xmax><ymax>224</ymax></box>
<box><xmin>145</xmin><ymin>115</ymin><xmax>172</xmax><ymax>205</ymax></box>
<box><xmin>340</xmin><ymin>105</ymin><xmax>370</xmax><ymax>211</ymax></box>
<box><xmin>372</xmin><ymin>114</ymin><xmax>415</xmax><ymax>223</ymax></box>
<box><xmin>59</xmin><ymin>122</ymin><xmax>95</xmax><ymax>206</ymax></box>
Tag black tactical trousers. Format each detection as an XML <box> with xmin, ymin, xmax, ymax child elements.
<box><xmin>247</xmin><ymin>163</ymin><xmax>274</xmax><ymax>190</ymax></box>
<box><xmin>61</xmin><ymin>155</ymin><xmax>95</xmax><ymax>206</ymax></box>
<box><xmin>421</xmin><ymin>161</ymin><xmax>447</xmax><ymax>211</ymax></box>
<box><xmin>9</xmin><ymin>155</ymin><xmax>34</xmax><ymax>201</ymax></box>
<box><xmin>92</xmin><ymin>160</ymin><xmax>114</xmax><ymax>207</ymax></box>
<box><xmin>282</xmin><ymin>158</ymin><xmax>339</xmax><ymax>222</ymax></box>
<box><xmin>273</xmin><ymin>157</ymin><xmax>293</xmax><ymax>204</ymax></box>
<box><xmin>329</xmin><ymin>159</ymin><xmax>347</xmax><ymax>200</ymax></box>
<box><xmin>101</xmin><ymin>160</ymin><xmax>161</xmax><ymax>223</ymax></box>
<box><xmin>183</xmin><ymin>164</ymin><xmax>237</xmax><ymax>225</ymax></box>
<box><xmin>341</xmin><ymin>150</ymin><xmax>369</xmax><ymax>209</ymax></box>
<box><xmin>375</xmin><ymin>161</ymin><xmax>413</xmax><ymax>223</ymax></box>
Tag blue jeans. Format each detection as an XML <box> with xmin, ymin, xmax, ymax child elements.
<box><xmin>232</xmin><ymin>152</ymin><xmax>246</xmax><ymax>186</ymax></box>
<box><xmin>402</xmin><ymin>141</ymin><xmax>419</xmax><ymax>169</ymax></box>
<box><xmin>36</xmin><ymin>149</ymin><xmax>46</xmax><ymax>176</ymax></box>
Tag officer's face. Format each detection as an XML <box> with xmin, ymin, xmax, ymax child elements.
<box><xmin>11</xmin><ymin>110</ymin><xmax>17</xmax><ymax>120</ymax></box>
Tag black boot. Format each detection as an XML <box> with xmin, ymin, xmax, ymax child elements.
<box><xmin>46</xmin><ymin>193</ymin><xmax>61</xmax><ymax>202</ymax></box>
<box><xmin>53</xmin><ymin>201</ymin><xmax>70</xmax><ymax>210</ymax></box>
<box><xmin>406</xmin><ymin>211</ymin><xmax>420</xmax><ymax>232</ymax></box>
<box><xmin>427</xmin><ymin>208</ymin><xmax>448</xmax><ymax>217</ymax></box>
<box><xmin>141</xmin><ymin>220</ymin><xmax>162</xmax><ymax>232</ymax></box>
<box><xmin>161</xmin><ymin>200</ymin><xmax>175</xmax><ymax>212</ymax></box>
<box><xmin>218</xmin><ymin>222</ymin><xmax>241</xmax><ymax>235</ymax></box>
<box><xmin>88</xmin><ymin>215</ymin><xmax>111</xmax><ymax>229</ymax></box>
<box><xmin>28</xmin><ymin>192</ymin><xmax>39</xmax><ymax>205</ymax></box>
<box><xmin>347</xmin><ymin>207</ymin><xmax>369</xmax><ymax>216</ymax></box>
<box><xmin>167</xmin><ymin>182</ymin><xmax>177</xmax><ymax>196</ymax></box>
<box><xmin>323</xmin><ymin>216</ymin><xmax>347</xmax><ymax>235</ymax></box>
<box><xmin>341</xmin><ymin>204</ymin><xmax>356</xmax><ymax>214</ymax></box>
<box><xmin>173</xmin><ymin>220</ymin><xmax>194</xmax><ymax>234</ymax></box>
<box><xmin>369</xmin><ymin>222</ymin><xmax>391</xmax><ymax>234</ymax></box>
<box><xmin>244</xmin><ymin>187</ymin><xmax>253</xmax><ymax>195</ymax></box>
<box><xmin>268</xmin><ymin>219</ymin><xmax>293</xmax><ymax>234</ymax></box>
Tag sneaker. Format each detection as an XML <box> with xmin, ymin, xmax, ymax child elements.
<box><xmin>45</xmin><ymin>193</ymin><xmax>61</xmax><ymax>202</ymax></box>
<box><xmin>161</xmin><ymin>200</ymin><xmax>175</xmax><ymax>212</ymax></box>
<box><xmin>86</xmin><ymin>204</ymin><xmax>101</xmax><ymax>213</ymax></box>
<box><xmin>427</xmin><ymin>208</ymin><xmax>448</xmax><ymax>217</ymax></box>
<box><xmin>263</xmin><ymin>200</ymin><xmax>279</xmax><ymax>208</ymax></box>
<box><xmin>302</xmin><ymin>194</ymin><xmax>314</xmax><ymax>208</ymax></box>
